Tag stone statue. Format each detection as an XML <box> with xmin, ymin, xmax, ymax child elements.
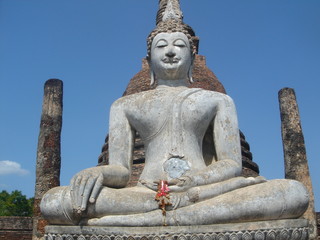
<box><xmin>40</xmin><ymin>0</ymin><xmax>309</xmax><ymax>226</ymax></box>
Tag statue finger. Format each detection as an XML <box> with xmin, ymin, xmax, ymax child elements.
<box><xmin>140</xmin><ymin>180</ymin><xmax>157</xmax><ymax>191</ymax></box>
<box><xmin>80</xmin><ymin>177</ymin><xmax>95</xmax><ymax>211</ymax></box>
<box><xmin>70</xmin><ymin>176</ymin><xmax>76</xmax><ymax>207</ymax></box>
<box><xmin>170</xmin><ymin>195</ymin><xmax>181</xmax><ymax>209</ymax></box>
<box><xmin>78</xmin><ymin>176</ymin><xmax>90</xmax><ymax>197</ymax></box>
<box><xmin>178</xmin><ymin>176</ymin><xmax>192</xmax><ymax>186</ymax></box>
<box><xmin>168</xmin><ymin>179</ymin><xmax>179</xmax><ymax>185</ymax></box>
<box><xmin>74</xmin><ymin>175</ymin><xmax>83</xmax><ymax>210</ymax></box>
<box><xmin>71</xmin><ymin>175</ymin><xmax>82</xmax><ymax>210</ymax></box>
<box><xmin>168</xmin><ymin>185</ymin><xmax>182</xmax><ymax>192</ymax></box>
<box><xmin>169</xmin><ymin>178</ymin><xmax>185</xmax><ymax>187</ymax></box>
<box><xmin>78</xmin><ymin>176</ymin><xmax>89</xmax><ymax>210</ymax></box>
<box><xmin>89</xmin><ymin>174</ymin><xmax>103</xmax><ymax>203</ymax></box>
<box><xmin>70</xmin><ymin>175</ymin><xmax>80</xmax><ymax>206</ymax></box>
<box><xmin>150</xmin><ymin>184</ymin><xmax>158</xmax><ymax>191</ymax></box>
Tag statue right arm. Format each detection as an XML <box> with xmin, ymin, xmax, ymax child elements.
<box><xmin>70</xmin><ymin>99</ymin><xmax>133</xmax><ymax>213</ymax></box>
<box><xmin>108</xmin><ymin>99</ymin><xmax>135</xmax><ymax>174</ymax></box>
<box><xmin>70</xmin><ymin>164</ymin><xmax>130</xmax><ymax>213</ymax></box>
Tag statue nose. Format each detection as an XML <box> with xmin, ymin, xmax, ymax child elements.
<box><xmin>165</xmin><ymin>49</ymin><xmax>176</xmax><ymax>58</ymax></box>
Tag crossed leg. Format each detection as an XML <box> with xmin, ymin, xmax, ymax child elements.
<box><xmin>87</xmin><ymin>179</ymin><xmax>309</xmax><ymax>226</ymax></box>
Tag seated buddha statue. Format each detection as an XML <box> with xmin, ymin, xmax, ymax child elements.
<box><xmin>40</xmin><ymin>0</ymin><xmax>309</xmax><ymax>226</ymax></box>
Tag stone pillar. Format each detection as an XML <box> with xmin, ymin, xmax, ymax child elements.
<box><xmin>33</xmin><ymin>79</ymin><xmax>63</xmax><ymax>240</ymax></box>
<box><xmin>278</xmin><ymin>87</ymin><xmax>317</xmax><ymax>239</ymax></box>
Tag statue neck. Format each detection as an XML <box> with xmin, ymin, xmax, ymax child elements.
<box><xmin>156</xmin><ymin>79</ymin><xmax>188</xmax><ymax>88</ymax></box>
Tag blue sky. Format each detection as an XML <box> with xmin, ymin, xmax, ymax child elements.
<box><xmin>1</xmin><ymin>1</ymin><xmax>319</xmax><ymax>211</ymax></box>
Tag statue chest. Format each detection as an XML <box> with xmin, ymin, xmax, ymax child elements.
<box><xmin>126</xmin><ymin>89</ymin><xmax>217</xmax><ymax>142</ymax></box>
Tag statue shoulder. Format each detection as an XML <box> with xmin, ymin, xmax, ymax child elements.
<box><xmin>110</xmin><ymin>96</ymin><xmax>131</xmax><ymax>114</ymax></box>
<box><xmin>111</xmin><ymin>93</ymin><xmax>139</xmax><ymax>107</ymax></box>
<box><xmin>110</xmin><ymin>90</ymin><xmax>154</xmax><ymax>112</ymax></box>
<box><xmin>193</xmin><ymin>88</ymin><xmax>235</xmax><ymax>103</ymax></box>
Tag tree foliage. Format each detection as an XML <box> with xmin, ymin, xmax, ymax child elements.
<box><xmin>0</xmin><ymin>190</ymin><xmax>33</xmax><ymax>216</ymax></box>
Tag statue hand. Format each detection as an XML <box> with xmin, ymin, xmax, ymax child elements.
<box><xmin>139</xmin><ymin>180</ymin><xmax>158</xmax><ymax>191</ymax></box>
<box><xmin>168</xmin><ymin>175</ymin><xmax>194</xmax><ymax>192</ymax></box>
<box><xmin>70</xmin><ymin>167</ymin><xmax>104</xmax><ymax>214</ymax></box>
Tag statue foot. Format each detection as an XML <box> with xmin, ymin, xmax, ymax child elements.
<box><xmin>248</xmin><ymin>176</ymin><xmax>266</xmax><ymax>184</ymax></box>
<box><xmin>87</xmin><ymin>210</ymin><xmax>164</xmax><ymax>226</ymax></box>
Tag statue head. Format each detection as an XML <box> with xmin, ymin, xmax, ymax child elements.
<box><xmin>149</xmin><ymin>31</ymin><xmax>193</xmax><ymax>83</ymax></box>
<box><xmin>147</xmin><ymin>19</ymin><xmax>196</xmax><ymax>58</ymax></box>
<box><xmin>147</xmin><ymin>0</ymin><xmax>197</xmax><ymax>86</ymax></box>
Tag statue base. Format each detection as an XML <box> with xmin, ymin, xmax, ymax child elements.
<box><xmin>45</xmin><ymin>219</ymin><xmax>309</xmax><ymax>240</ymax></box>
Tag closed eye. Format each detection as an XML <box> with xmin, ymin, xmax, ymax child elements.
<box><xmin>174</xmin><ymin>39</ymin><xmax>187</xmax><ymax>47</ymax></box>
<box><xmin>156</xmin><ymin>40</ymin><xmax>168</xmax><ymax>48</ymax></box>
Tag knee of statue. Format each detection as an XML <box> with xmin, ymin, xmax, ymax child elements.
<box><xmin>40</xmin><ymin>186</ymin><xmax>76</xmax><ymax>225</ymax></box>
<box><xmin>269</xmin><ymin>179</ymin><xmax>310</xmax><ymax>218</ymax></box>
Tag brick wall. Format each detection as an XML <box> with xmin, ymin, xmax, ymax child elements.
<box><xmin>0</xmin><ymin>217</ymin><xmax>32</xmax><ymax>240</ymax></box>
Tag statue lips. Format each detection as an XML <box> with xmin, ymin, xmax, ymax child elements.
<box><xmin>162</xmin><ymin>57</ymin><xmax>181</xmax><ymax>65</ymax></box>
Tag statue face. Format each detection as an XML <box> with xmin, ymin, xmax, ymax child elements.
<box><xmin>150</xmin><ymin>32</ymin><xmax>192</xmax><ymax>81</ymax></box>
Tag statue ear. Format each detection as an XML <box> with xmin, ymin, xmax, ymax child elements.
<box><xmin>147</xmin><ymin>55</ymin><xmax>156</xmax><ymax>86</ymax></box>
<box><xmin>150</xmin><ymin>70</ymin><xmax>155</xmax><ymax>86</ymax></box>
<box><xmin>188</xmin><ymin>53</ymin><xmax>195</xmax><ymax>83</ymax></box>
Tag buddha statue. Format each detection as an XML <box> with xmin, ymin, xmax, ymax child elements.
<box><xmin>40</xmin><ymin>0</ymin><xmax>309</xmax><ymax>226</ymax></box>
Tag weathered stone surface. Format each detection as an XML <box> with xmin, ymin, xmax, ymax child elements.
<box><xmin>279</xmin><ymin>88</ymin><xmax>317</xmax><ymax>239</ymax></box>
<box><xmin>33</xmin><ymin>79</ymin><xmax>63</xmax><ymax>240</ymax></box>
<box><xmin>45</xmin><ymin>219</ymin><xmax>309</xmax><ymax>240</ymax></box>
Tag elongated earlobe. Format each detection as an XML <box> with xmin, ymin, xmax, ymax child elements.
<box><xmin>188</xmin><ymin>67</ymin><xmax>193</xmax><ymax>83</ymax></box>
<box><xmin>147</xmin><ymin>55</ymin><xmax>156</xmax><ymax>86</ymax></box>
<box><xmin>188</xmin><ymin>54</ymin><xmax>195</xmax><ymax>83</ymax></box>
<box><xmin>150</xmin><ymin>70</ymin><xmax>155</xmax><ymax>86</ymax></box>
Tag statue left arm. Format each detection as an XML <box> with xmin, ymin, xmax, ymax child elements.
<box><xmin>170</xmin><ymin>95</ymin><xmax>242</xmax><ymax>191</ymax></box>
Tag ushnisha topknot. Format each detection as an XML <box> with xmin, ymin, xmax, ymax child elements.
<box><xmin>147</xmin><ymin>0</ymin><xmax>197</xmax><ymax>57</ymax></box>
